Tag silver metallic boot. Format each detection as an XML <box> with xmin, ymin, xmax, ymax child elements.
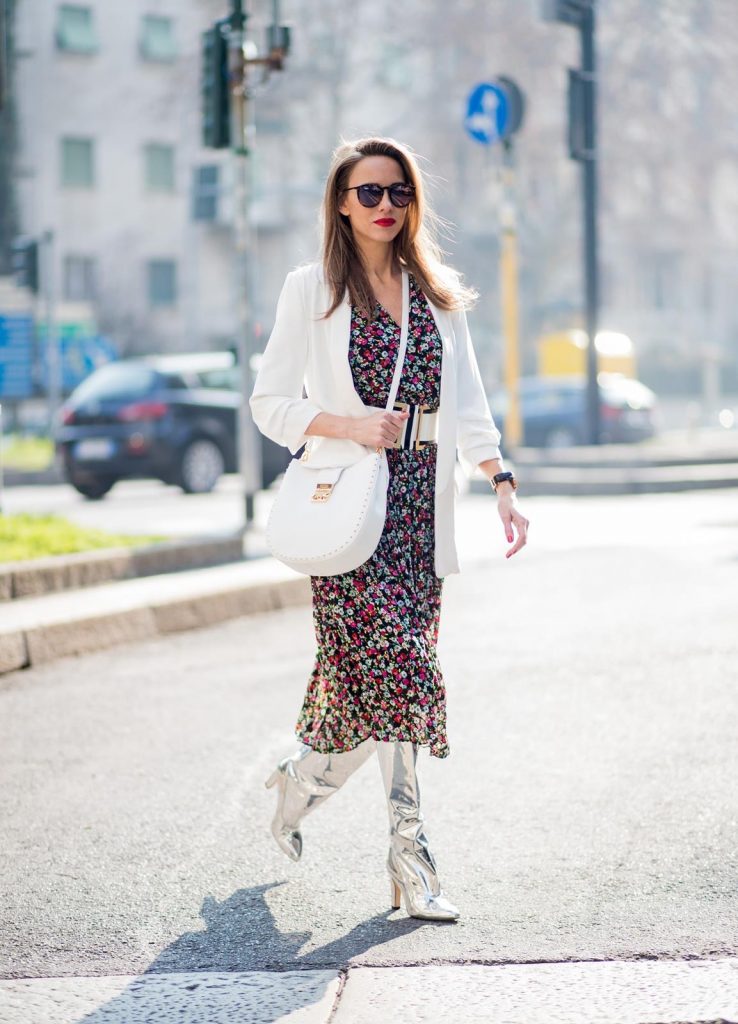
<box><xmin>265</xmin><ymin>739</ymin><xmax>376</xmax><ymax>861</ymax></box>
<box><xmin>376</xmin><ymin>740</ymin><xmax>460</xmax><ymax>921</ymax></box>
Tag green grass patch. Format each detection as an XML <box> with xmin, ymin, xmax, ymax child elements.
<box><xmin>0</xmin><ymin>513</ymin><xmax>167</xmax><ymax>563</ymax></box>
<box><xmin>0</xmin><ymin>435</ymin><xmax>55</xmax><ymax>471</ymax></box>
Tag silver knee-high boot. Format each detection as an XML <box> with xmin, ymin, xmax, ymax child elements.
<box><xmin>265</xmin><ymin>739</ymin><xmax>376</xmax><ymax>861</ymax></box>
<box><xmin>376</xmin><ymin>740</ymin><xmax>460</xmax><ymax>921</ymax></box>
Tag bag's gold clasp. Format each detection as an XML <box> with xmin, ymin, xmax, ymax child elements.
<box><xmin>311</xmin><ymin>482</ymin><xmax>334</xmax><ymax>503</ymax></box>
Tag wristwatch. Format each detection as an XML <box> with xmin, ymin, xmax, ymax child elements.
<box><xmin>490</xmin><ymin>471</ymin><xmax>517</xmax><ymax>493</ymax></box>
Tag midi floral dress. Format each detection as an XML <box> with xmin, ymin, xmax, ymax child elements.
<box><xmin>295</xmin><ymin>273</ymin><xmax>449</xmax><ymax>759</ymax></box>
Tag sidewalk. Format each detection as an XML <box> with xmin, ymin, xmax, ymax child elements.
<box><xmin>0</xmin><ymin>556</ymin><xmax>309</xmax><ymax>675</ymax></box>
<box><xmin>2</xmin><ymin>957</ymin><xmax>737</xmax><ymax>1023</ymax></box>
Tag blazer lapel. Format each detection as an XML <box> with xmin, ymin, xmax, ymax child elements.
<box><xmin>323</xmin><ymin>281</ymin><xmax>368</xmax><ymax>413</ymax></box>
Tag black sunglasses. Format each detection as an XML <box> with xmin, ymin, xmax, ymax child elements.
<box><xmin>342</xmin><ymin>182</ymin><xmax>416</xmax><ymax>208</ymax></box>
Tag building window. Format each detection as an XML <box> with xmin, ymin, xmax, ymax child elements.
<box><xmin>700</xmin><ymin>265</ymin><xmax>713</xmax><ymax>311</ymax></box>
<box><xmin>140</xmin><ymin>15</ymin><xmax>177</xmax><ymax>62</ymax></box>
<box><xmin>377</xmin><ymin>44</ymin><xmax>412</xmax><ymax>89</ymax></box>
<box><xmin>144</xmin><ymin>143</ymin><xmax>175</xmax><ymax>192</ymax></box>
<box><xmin>651</xmin><ymin>251</ymin><xmax>680</xmax><ymax>311</ymax></box>
<box><xmin>63</xmin><ymin>255</ymin><xmax>97</xmax><ymax>300</ymax></box>
<box><xmin>61</xmin><ymin>137</ymin><xmax>94</xmax><ymax>187</ymax></box>
<box><xmin>147</xmin><ymin>259</ymin><xmax>177</xmax><ymax>307</ymax></box>
<box><xmin>192</xmin><ymin>165</ymin><xmax>219</xmax><ymax>221</ymax></box>
<box><xmin>56</xmin><ymin>4</ymin><xmax>98</xmax><ymax>54</ymax></box>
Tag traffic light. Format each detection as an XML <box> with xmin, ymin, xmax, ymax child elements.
<box><xmin>11</xmin><ymin>238</ymin><xmax>39</xmax><ymax>293</ymax></box>
<box><xmin>201</xmin><ymin>19</ymin><xmax>230</xmax><ymax>150</ymax></box>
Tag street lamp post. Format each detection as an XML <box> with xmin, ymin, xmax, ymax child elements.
<box><xmin>201</xmin><ymin>2</ymin><xmax>290</xmax><ymax>534</ymax></box>
<box><xmin>225</xmin><ymin>1</ymin><xmax>259</xmax><ymax>527</ymax></box>
<box><xmin>543</xmin><ymin>0</ymin><xmax>601</xmax><ymax>444</ymax></box>
<box><xmin>42</xmin><ymin>229</ymin><xmax>62</xmax><ymax>437</ymax></box>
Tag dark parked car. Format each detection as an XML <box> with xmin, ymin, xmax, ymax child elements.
<box><xmin>55</xmin><ymin>352</ymin><xmax>289</xmax><ymax>499</ymax></box>
<box><xmin>489</xmin><ymin>373</ymin><xmax>658</xmax><ymax>449</ymax></box>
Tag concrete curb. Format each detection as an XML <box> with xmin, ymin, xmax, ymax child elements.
<box><xmin>1</xmin><ymin>465</ymin><xmax>65</xmax><ymax>487</ymax></box>
<box><xmin>0</xmin><ymin>560</ymin><xmax>311</xmax><ymax>677</ymax></box>
<box><xmin>2</xmin><ymin>958</ymin><xmax>737</xmax><ymax>1023</ymax></box>
<box><xmin>509</xmin><ymin>433</ymin><xmax>738</xmax><ymax>467</ymax></box>
<box><xmin>332</xmin><ymin>959</ymin><xmax>738</xmax><ymax>1023</ymax></box>
<box><xmin>473</xmin><ymin>461</ymin><xmax>738</xmax><ymax>497</ymax></box>
<box><xmin>489</xmin><ymin>431</ymin><xmax>738</xmax><ymax>496</ymax></box>
<box><xmin>0</xmin><ymin>535</ymin><xmax>245</xmax><ymax>601</ymax></box>
<box><xmin>0</xmin><ymin>970</ymin><xmax>340</xmax><ymax>1023</ymax></box>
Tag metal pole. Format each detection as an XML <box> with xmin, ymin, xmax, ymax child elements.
<box><xmin>580</xmin><ymin>4</ymin><xmax>600</xmax><ymax>444</ymax></box>
<box><xmin>0</xmin><ymin>0</ymin><xmax>9</xmax><ymax>112</ymax></box>
<box><xmin>227</xmin><ymin>0</ymin><xmax>262</xmax><ymax>532</ymax></box>
<box><xmin>42</xmin><ymin>229</ymin><xmax>62</xmax><ymax>437</ymax></box>
<box><xmin>499</xmin><ymin>140</ymin><xmax>522</xmax><ymax>448</ymax></box>
<box><xmin>0</xmin><ymin>402</ymin><xmax>5</xmax><ymax>515</ymax></box>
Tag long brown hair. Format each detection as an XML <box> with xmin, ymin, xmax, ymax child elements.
<box><xmin>319</xmin><ymin>136</ymin><xmax>478</xmax><ymax>321</ymax></box>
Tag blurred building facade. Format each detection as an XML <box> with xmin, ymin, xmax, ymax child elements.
<box><xmin>1</xmin><ymin>0</ymin><xmax>737</xmax><ymax>395</ymax></box>
<box><xmin>4</xmin><ymin>0</ymin><xmax>233</xmax><ymax>356</ymax></box>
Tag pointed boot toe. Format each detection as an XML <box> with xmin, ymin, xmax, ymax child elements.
<box><xmin>273</xmin><ymin>824</ymin><xmax>302</xmax><ymax>862</ymax></box>
<box><xmin>415</xmin><ymin>892</ymin><xmax>460</xmax><ymax>921</ymax></box>
<box><xmin>388</xmin><ymin>867</ymin><xmax>460</xmax><ymax>921</ymax></box>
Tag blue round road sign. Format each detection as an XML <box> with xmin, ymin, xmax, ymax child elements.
<box><xmin>465</xmin><ymin>82</ymin><xmax>508</xmax><ymax>145</ymax></box>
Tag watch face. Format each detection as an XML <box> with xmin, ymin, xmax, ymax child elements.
<box><xmin>494</xmin><ymin>472</ymin><xmax>516</xmax><ymax>490</ymax></box>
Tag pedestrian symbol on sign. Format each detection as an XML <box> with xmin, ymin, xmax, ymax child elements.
<box><xmin>464</xmin><ymin>82</ymin><xmax>509</xmax><ymax>146</ymax></box>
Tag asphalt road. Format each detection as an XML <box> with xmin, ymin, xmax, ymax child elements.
<box><xmin>1</xmin><ymin>489</ymin><xmax>737</xmax><ymax>980</ymax></box>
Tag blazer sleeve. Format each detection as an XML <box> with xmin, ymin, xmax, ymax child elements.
<box><xmin>454</xmin><ymin>307</ymin><xmax>503</xmax><ymax>477</ymax></box>
<box><xmin>249</xmin><ymin>269</ymin><xmax>323</xmax><ymax>456</ymax></box>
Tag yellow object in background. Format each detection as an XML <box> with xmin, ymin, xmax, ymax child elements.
<box><xmin>539</xmin><ymin>330</ymin><xmax>636</xmax><ymax>378</ymax></box>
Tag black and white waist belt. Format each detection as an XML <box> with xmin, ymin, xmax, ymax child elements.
<box><xmin>392</xmin><ymin>400</ymin><xmax>440</xmax><ymax>451</ymax></box>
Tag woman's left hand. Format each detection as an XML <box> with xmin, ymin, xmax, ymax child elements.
<box><xmin>497</xmin><ymin>490</ymin><xmax>529</xmax><ymax>559</ymax></box>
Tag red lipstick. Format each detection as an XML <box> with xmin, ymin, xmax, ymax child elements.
<box><xmin>374</xmin><ymin>218</ymin><xmax>396</xmax><ymax>227</ymax></box>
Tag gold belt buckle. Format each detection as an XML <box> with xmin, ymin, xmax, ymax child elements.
<box><xmin>414</xmin><ymin>404</ymin><xmax>433</xmax><ymax>451</ymax></box>
<box><xmin>392</xmin><ymin>400</ymin><xmax>410</xmax><ymax>449</ymax></box>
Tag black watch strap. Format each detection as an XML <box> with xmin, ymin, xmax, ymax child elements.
<box><xmin>491</xmin><ymin>471</ymin><xmax>517</xmax><ymax>492</ymax></box>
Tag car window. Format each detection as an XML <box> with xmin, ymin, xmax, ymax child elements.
<box><xmin>538</xmin><ymin>389</ymin><xmax>567</xmax><ymax>409</ymax></box>
<box><xmin>601</xmin><ymin>377</ymin><xmax>654</xmax><ymax>407</ymax></box>
<box><xmin>71</xmin><ymin>363</ymin><xmax>157</xmax><ymax>403</ymax></box>
<box><xmin>196</xmin><ymin>367</ymin><xmax>240</xmax><ymax>391</ymax></box>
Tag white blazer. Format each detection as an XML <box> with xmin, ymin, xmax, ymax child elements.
<box><xmin>249</xmin><ymin>261</ymin><xmax>503</xmax><ymax>578</ymax></box>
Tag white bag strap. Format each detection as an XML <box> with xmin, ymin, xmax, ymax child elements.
<box><xmin>383</xmin><ymin>270</ymin><xmax>410</xmax><ymax>412</ymax></box>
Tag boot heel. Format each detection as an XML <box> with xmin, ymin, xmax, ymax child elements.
<box><xmin>390</xmin><ymin>878</ymin><xmax>402</xmax><ymax>910</ymax></box>
<box><xmin>265</xmin><ymin>768</ymin><xmax>280</xmax><ymax>789</ymax></box>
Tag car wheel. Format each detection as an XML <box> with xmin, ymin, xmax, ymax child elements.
<box><xmin>544</xmin><ymin>426</ymin><xmax>578</xmax><ymax>449</ymax></box>
<box><xmin>69</xmin><ymin>475</ymin><xmax>117</xmax><ymax>500</ymax></box>
<box><xmin>178</xmin><ymin>438</ymin><xmax>225</xmax><ymax>494</ymax></box>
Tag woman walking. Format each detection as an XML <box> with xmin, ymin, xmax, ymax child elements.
<box><xmin>250</xmin><ymin>136</ymin><xmax>528</xmax><ymax>922</ymax></box>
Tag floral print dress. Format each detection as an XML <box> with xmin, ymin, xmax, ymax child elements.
<box><xmin>295</xmin><ymin>273</ymin><xmax>449</xmax><ymax>759</ymax></box>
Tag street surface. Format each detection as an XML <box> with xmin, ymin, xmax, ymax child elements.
<box><xmin>1</xmin><ymin>488</ymin><xmax>737</xmax><ymax>1019</ymax></box>
<box><xmin>0</xmin><ymin>476</ymin><xmax>248</xmax><ymax>539</ymax></box>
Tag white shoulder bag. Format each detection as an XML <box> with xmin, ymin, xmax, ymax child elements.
<box><xmin>266</xmin><ymin>270</ymin><xmax>410</xmax><ymax>577</ymax></box>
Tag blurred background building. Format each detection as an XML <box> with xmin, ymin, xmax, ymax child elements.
<box><xmin>1</xmin><ymin>0</ymin><xmax>737</xmax><ymax>403</ymax></box>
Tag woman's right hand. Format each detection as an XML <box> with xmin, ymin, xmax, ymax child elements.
<box><xmin>348</xmin><ymin>409</ymin><xmax>410</xmax><ymax>449</ymax></box>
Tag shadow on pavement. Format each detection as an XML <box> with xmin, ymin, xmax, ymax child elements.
<box><xmin>74</xmin><ymin>881</ymin><xmax>428</xmax><ymax>1023</ymax></box>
